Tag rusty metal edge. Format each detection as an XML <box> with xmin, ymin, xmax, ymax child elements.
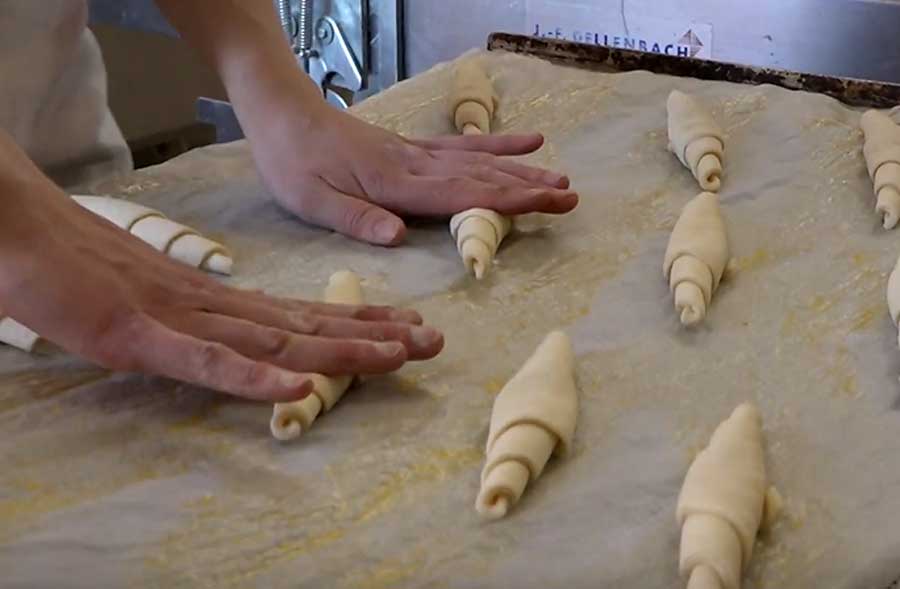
<box><xmin>487</xmin><ymin>32</ymin><xmax>900</xmax><ymax>109</ymax></box>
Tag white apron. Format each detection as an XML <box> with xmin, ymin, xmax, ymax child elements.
<box><xmin>0</xmin><ymin>0</ymin><xmax>131</xmax><ymax>188</ymax></box>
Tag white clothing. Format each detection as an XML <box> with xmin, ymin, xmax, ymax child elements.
<box><xmin>0</xmin><ymin>1</ymin><xmax>131</xmax><ymax>188</ymax></box>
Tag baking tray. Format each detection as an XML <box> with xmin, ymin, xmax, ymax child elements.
<box><xmin>487</xmin><ymin>32</ymin><xmax>900</xmax><ymax>109</ymax></box>
<box><xmin>488</xmin><ymin>31</ymin><xmax>900</xmax><ymax>589</ymax></box>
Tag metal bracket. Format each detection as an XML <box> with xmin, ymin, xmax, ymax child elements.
<box><xmin>308</xmin><ymin>16</ymin><xmax>365</xmax><ymax>95</ymax></box>
<box><xmin>278</xmin><ymin>0</ymin><xmax>370</xmax><ymax>108</ymax></box>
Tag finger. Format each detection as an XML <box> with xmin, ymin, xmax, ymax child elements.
<box><xmin>295</xmin><ymin>301</ymin><xmax>423</xmax><ymax>325</ymax></box>
<box><xmin>429</xmin><ymin>150</ymin><xmax>570</xmax><ymax>189</ymax></box>
<box><xmin>240</xmin><ymin>295</ymin><xmax>424</xmax><ymax>325</ymax></box>
<box><xmin>285</xmin><ymin>314</ymin><xmax>443</xmax><ymax>360</ymax></box>
<box><xmin>118</xmin><ymin>314</ymin><xmax>315</xmax><ymax>402</ymax></box>
<box><xmin>187</xmin><ymin>287</ymin><xmax>440</xmax><ymax>359</ymax></box>
<box><xmin>410</xmin><ymin>157</ymin><xmax>532</xmax><ymax>189</ymax></box>
<box><xmin>198</xmin><ymin>277</ymin><xmax>423</xmax><ymax>325</ymax></box>
<box><xmin>194</xmin><ymin>290</ymin><xmax>440</xmax><ymax>359</ymax></box>
<box><xmin>384</xmin><ymin>175</ymin><xmax>579</xmax><ymax>216</ymax></box>
<box><xmin>411</xmin><ymin>133</ymin><xmax>545</xmax><ymax>156</ymax></box>
<box><xmin>199</xmin><ymin>286</ymin><xmax>425</xmax><ymax>334</ymax></box>
<box><xmin>281</xmin><ymin>182</ymin><xmax>407</xmax><ymax>246</ymax></box>
<box><xmin>174</xmin><ymin>311</ymin><xmax>409</xmax><ymax>375</ymax></box>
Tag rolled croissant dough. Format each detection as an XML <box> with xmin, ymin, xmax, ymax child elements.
<box><xmin>677</xmin><ymin>403</ymin><xmax>779</xmax><ymax>589</ymax></box>
<box><xmin>886</xmin><ymin>253</ymin><xmax>900</xmax><ymax>349</ymax></box>
<box><xmin>0</xmin><ymin>317</ymin><xmax>41</xmax><ymax>353</ymax></box>
<box><xmin>664</xmin><ymin>192</ymin><xmax>730</xmax><ymax>327</ymax></box>
<box><xmin>477</xmin><ymin>330</ymin><xmax>578</xmax><ymax>520</ymax></box>
<box><xmin>73</xmin><ymin>195</ymin><xmax>233</xmax><ymax>275</ymax></box>
<box><xmin>450</xmin><ymin>59</ymin><xmax>497</xmax><ymax>135</ymax></box>
<box><xmin>860</xmin><ymin>110</ymin><xmax>900</xmax><ymax>229</ymax></box>
<box><xmin>449</xmin><ymin>208</ymin><xmax>512</xmax><ymax>280</ymax></box>
<box><xmin>667</xmin><ymin>90</ymin><xmax>725</xmax><ymax>192</ymax></box>
<box><xmin>447</xmin><ymin>61</ymin><xmax>512</xmax><ymax>279</ymax></box>
<box><xmin>270</xmin><ymin>271</ymin><xmax>363</xmax><ymax>441</ymax></box>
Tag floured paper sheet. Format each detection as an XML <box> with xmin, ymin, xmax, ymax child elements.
<box><xmin>1</xmin><ymin>50</ymin><xmax>899</xmax><ymax>588</ymax></box>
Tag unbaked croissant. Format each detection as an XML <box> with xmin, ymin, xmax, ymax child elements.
<box><xmin>677</xmin><ymin>403</ymin><xmax>780</xmax><ymax>589</ymax></box>
<box><xmin>0</xmin><ymin>317</ymin><xmax>40</xmax><ymax>353</ymax></box>
<box><xmin>860</xmin><ymin>110</ymin><xmax>900</xmax><ymax>229</ymax></box>
<box><xmin>450</xmin><ymin>59</ymin><xmax>497</xmax><ymax>135</ymax></box>
<box><xmin>476</xmin><ymin>331</ymin><xmax>578</xmax><ymax>520</ymax></box>
<box><xmin>270</xmin><ymin>271</ymin><xmax>363</xmax><ymax>440</ymax></box>
<box><xmin>667</xmin><ymin>90</ymin><xmax>725</xmax><ymax>192</ymax></box>
<box><xmin>449</xmin><ymin>208</ymin><xmax>512</xmax><ymax>280</ymax></box>
<box><xmin>885</xmin><ymin>252</ymin><xmax>900</xmax><ymax>348</ymax></box>
<box><xmin>664</xmin><ymin>192</ymin><xmax>730</xmax><ymax>327</ymax></box>
<box><xmin>73</xmin><ymin>195</ymin><xmax>232</xmax><ymax>275</ymax></box>
<box><xmin>447</xmin><ymin>61</ymin><xmax>511</xmax><ymax>279</ymax></box>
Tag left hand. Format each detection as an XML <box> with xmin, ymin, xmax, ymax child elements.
<box><xmin>155</xmin><ymin>0</ymin><xmax>575</xmax><ymax>246</ymax></box>
<box><xmin>247</xmin><ymin>104</ymin><xmax>579</xmax><ymax>245</ymax></box>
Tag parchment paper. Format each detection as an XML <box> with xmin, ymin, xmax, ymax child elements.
<box><xmin>1</xmin><ymin>50</ymin><xmax>899</xmax><ymax>588</ymax></box>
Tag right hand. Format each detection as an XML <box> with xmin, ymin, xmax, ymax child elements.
<box><xmin>0</xmin><ymin>147</ymin><xmax>443</xmax><ymax>402</ymax></box>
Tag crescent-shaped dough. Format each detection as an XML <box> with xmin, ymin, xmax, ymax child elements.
<box><xmin>270</xmin><ymin>271</ymin><xmax>363</xmax><ymax>440</ymax></box>
<box><xmin>677</xmin><ymin>403</ymin><xmax>779</xmax><ymax>589</ymax></box>
<box><xmin>476</xmin><ymin>331</ymin><xmax>578</xmax><ymax>520</ymax></box>
<box><xmin>886</xmin><ymin>252</ymin><xmax>900</xmax><ymax>349</ymax></box>
<box><xmin>664</xmin><ymin>192</ymin><xmax>730</xmax><ymax>327</ymax></box>
<box><xmin>446</xmin><ymin>65</ymin><xmax>511</xmax><ymax>279</ymax></box>
<box><xmin>450</xmin><ymin>59</ymin><xmax>497</xmax><ymax>135</ymax></box>
<box><xmin>667</xmin><ymin>90</ymin><xmax>725</xmax><ymax>192</ymax></box>
<box><xmin>73</xmin><ymin>195</ymin><xmax>233</xmax><ymax>275</ymax></box>
<box><xmin>0</xmin><ymin>316</ymin><xmax>41</xmax><ymax>353</ymax></box>
<box><xmin>449</xmin><ymin>208</ymin><xmax>512</xmax><ymax>280</ymax></box>
<box><xmin>860</xmin><ymin>110</ymin><xmax>900</xmax><ymax>229</ymax></box>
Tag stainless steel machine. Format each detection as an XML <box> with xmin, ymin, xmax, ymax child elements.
<box><xmin>90</xmin><ymin>0</ymin><xmax>900</xmax><ymax>140</ymax></box>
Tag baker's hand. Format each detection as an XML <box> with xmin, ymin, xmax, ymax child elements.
<box><xmin>249</xmin><ymin>105</ymin><xmax>579</xmax><ymax>245</ymax></box>
<box><xmin>0</xmin><ymin>145</ymin><xmax>443</xmax><ymax>402</ymax></box>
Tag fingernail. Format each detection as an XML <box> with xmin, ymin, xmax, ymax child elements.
<box><xmin>390</xmin><ymin>309</ymin><xmax>423</xmax><ymax>324</ymax></box>
<box><xmin>375</xmin><ymin>341</ymin><xmax>406</xmax><ymax>358</ymax></box>
<box><xmin>281</xmin><ymin>372</ymin><xmax>311</xmax><ymax>391</ymax></box>
<box><xmin>545</xmin><ymin>171</ymin><xmax>564</xmax><ymax>183</ymax></box>
<box><xmin>373</xmin><ymin>219</ymin><xmax>402</xmax><ymax>244</ymax></box>
<box><xmin>410</xmin><ymin>326</ymin><xmax>442</xmax><ymax>348</ymax></box>
<box><xmin>289</xmin><ymin>312</ymin><xmax>316</xmax><ymax>332</ymax></box>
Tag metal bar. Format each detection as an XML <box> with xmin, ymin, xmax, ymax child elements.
<box><xmin>356</xmin><ymin>0</ymin><xmax>403</xmax><ymax>100</ymax></box>
<box><xmin>88</xmin><ymin>0</ymin><xmax>178</xmax><ymax>37</ymax></box>
<box><xmin>487</xmin><ymin>32</ymin><xmax>900</xmax><ymax>109</ymax></box>
<box><xmin>196</xmin><ymin>98</ymin><xmax>244</xmax><ymax>143</ymax></box>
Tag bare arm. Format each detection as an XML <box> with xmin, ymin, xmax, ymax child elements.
<box><xmin>155</xmin><ymin>0</ymin><xmax>579</xmax><ymax>245</ymax></box>
<box><xmin>154</xmin><ymin>0</ymin><xmax>327</xmax><ymax>139</ymax></box>
<box><xmin>0</xmin><ymin>127</ymin><xmax>442</xmax><ymax>400</ymax></box>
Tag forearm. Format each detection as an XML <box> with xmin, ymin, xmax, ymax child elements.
<box><xmin>154</xmin><ymin>0</ymin><xmax>327</xmax><ymax>132</ymax></box>
<box><xmin>0</xmin><ymin>130</ymin><xmax>64</xmax><ymax>249</ymax></box>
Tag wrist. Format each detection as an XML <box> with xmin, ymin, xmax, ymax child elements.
<box><xmin>0</xmin><ymin>132</ymin><xmax>71</xmax><ymax>252</ymax></box>
<box><xmin>230</xmin><ymin>68</ymin><xmax>337</xmax><ymax>164</ymax></box>
<box><xmin>235</xmin><ymin>71</ymin><xmax>330</xmax><ymax>135</ymax></box>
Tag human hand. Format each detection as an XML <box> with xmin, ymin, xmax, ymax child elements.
<box><xmin>157</xmin><ymin>0</ymin><xmax>576</xmax><ymax>246</ymax></box>
<box><xmin>247</xmin><ymin>105</ymin><xmax>579</xmax><ymax>245</ymax></box>
<box><xmin>0</xmin><ymin>156</ymin><xmax>443</xmax><ymax>402</ymax></box>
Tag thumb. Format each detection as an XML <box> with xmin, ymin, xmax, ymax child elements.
<box><xmin>285</xmin><ymin>185</ymin><xmax>407</xmax><ymax>246</ymax></box>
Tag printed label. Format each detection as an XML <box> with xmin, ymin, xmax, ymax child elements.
<box><xmin>525</xmin><ymin>1</ymin><xmax>713</xmax><ymax>59</ymax></box>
